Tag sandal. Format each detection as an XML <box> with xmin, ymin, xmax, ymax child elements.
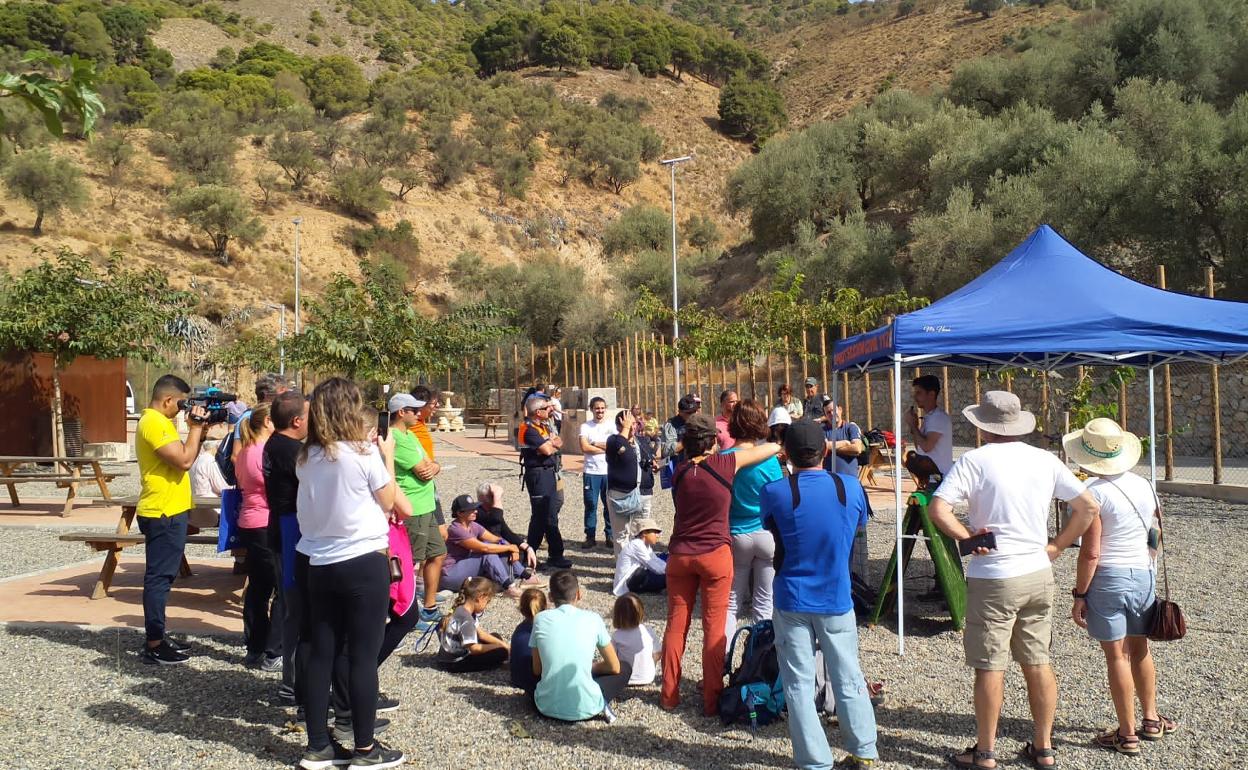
<box><xmin>1021</xmin><ymin>742</ymin><xmax>1058</xmax><ymax>769</ymax></box>
<box><xmin>947</xmin><ymin>744</ymin><xmax>996</xmax><ymax>769</ymax></box>
<box><xmin>1140</xmin><ymin>715</ymin><xmax>1178</xmax><ymax>741</ymax></box>
<box><xmin>1095</xmin><ymin>729</ymin><xmax>1141</xmax><ymax>756</ymax></box>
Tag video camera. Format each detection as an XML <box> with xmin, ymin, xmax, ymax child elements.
<box><xmin>178</xmin><ymin>388</ymin><xmax>237</xmax><ymax>425</ymax></box>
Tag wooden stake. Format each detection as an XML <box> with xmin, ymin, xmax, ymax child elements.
<box><xmin>546</xmin><ymin>346</ymin><xmax>553</xmax><ymax>384</ymax></box>
<box><xmin>659</xmin><ymin>334</ymin><xmax>671</xmax><ymax>418</ymax></box>
<box><xmin>1158</xmin><ymin>266</ymin><xmax>1174</xmax><ymax>480</ymax></box>
<box><xmin>942</xmin><ymin>366</ymin><xmax>951</xmax><ymax>414</ymax></box>
<box><xmin>864</xmin><ymin>371</ymin><xmax>873</xmax><ymax>429</ymax></box>
<box><xmin>783</xmin><ymin>336</ymin><xmax>792</xmax><ymax>394</ymax></box>
<box><xmin>1208</xmin><ymin>267</ymin><xmax>1222</xmax><ymax>484</ymax></box>
<box><xmin>973</xmin><ymin>372</ymin><xmax>982</xmax><ymax>447</ymax></box>
<box><xmin>512</xmin><ymin>343</ymin><xmax>520</xmax><ymax>416</ymax></box>
<box><xmin>801</xmin><ymin>328</ymin><xmax>809</xmax><ymax>383</ymax></box>
<box><xmin>735</xmin><ymin>358</ymin><xmax>743</xmax><ymax>396</ymax></box>
<box><xmin>530</xmin><ymin>345</ymin><xmax>536</xmax><ymax>389</ymax></box>
<box><xmin>820</xmin><ymin>325</ymin><xmax>829</xmax><ymax>392</ymax></box>
<box><xmin>839</xmin><ymin>324</ymin><xmax>850</xmax><ymax>421</ymax></box>
<box><xmin>766</xmin><ymin>347</ymin><xmax>774</xmax><ymax>407</ymax></box>
<box><xmin>563</xmin><ymin>347</ymin><xmax>570</xmax><ymax>389</ymax></box>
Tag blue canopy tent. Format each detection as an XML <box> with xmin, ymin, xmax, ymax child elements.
<box><xmin>833</xmin><ymin>224</ymin><xmax>1248</xmax><ymax>653</ymax></box>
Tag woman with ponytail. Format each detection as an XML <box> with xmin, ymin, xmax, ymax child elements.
<box><xmin>234</xmin><ymin>403</ymin><xmax>282</xmax><ymax>670</ymax></box>
<box><xmin>510</xmin><ymin>588</ymin><xmax>548</xmax><ymax>693</ymax></box>
<box><xmin>437</xmin><ymin>577</ymin><xmax>509</xmax><ymax>672</ymax></box>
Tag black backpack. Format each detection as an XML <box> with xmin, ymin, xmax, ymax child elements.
<box><xmin>718</xmin><ymin>620</ymin><xmax>785</xmax><ymax>731</ymax></box>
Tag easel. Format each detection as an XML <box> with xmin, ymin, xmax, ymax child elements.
<box><xmin>869</xmin><ymin>489</ymin><xmax>967</xmax><ymax>630</ymax></box>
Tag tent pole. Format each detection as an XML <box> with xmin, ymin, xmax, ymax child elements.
<box><xmin>893</xmin><ymin>355</ymin><xmax>905</xmax><ymax>656</ymax></box>
<box><xmin>1148</xmin><ymin>366</ymin><xmax>1157</xmax><ymax>490</ymax></box>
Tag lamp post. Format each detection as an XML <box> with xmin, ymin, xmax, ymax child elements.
<box><xmin>292</xmin><ymin>216</ymin><xmax>302</xmax><ymax>388</ymax></box>
<box><xmin>660</xmin><ymin>154</ymin><xmax>693</xmax><ymax>401</ymax></box>
<box><xmin>262</xmin><ymin>302</ymin><xmax>287</xmax><ymax>376</ymax></box>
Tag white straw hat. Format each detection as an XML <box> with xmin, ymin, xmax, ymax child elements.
<box><xmin>1063</xmin><ymin>418</ymin><xmax>1141</xmax><ymax>476</ymax></box>
<box><xmin>962</xmin><ymin>391</ymin><xmax>1036</xmax><ymax>437</ymax></box>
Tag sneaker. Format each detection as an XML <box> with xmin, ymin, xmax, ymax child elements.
<box><xmin>581</xmin><ymin>536</ymin><xmax>595</xmax><ymax>549</ymax></box>
<box><xmin>602</xmin><ymin>704</ymin><xmax>618</xmax><ymax>725</ymax></box>
<box><xmin>413</xmin><ymin>605</ymin><xmax>442</xmax><ymax>634</ymax></box>
<box><xmin>260</xmin><ymin>655</ymin><xmax>283</xmax><ymax>673</ymax></box>
<box><xmin>164</xmin><ymin>635</ymin><xmax>191</xmax><ymax>652</ymax></box>
<box><xmin>519</xmin><ymin>572</ymin><xmax>548</xmax><ymax>587</ymax></box>
<box><xmin>141</xmin><ymin>641</ymin><xmax>189</xmax><ymax>665</ymax></box>
<box><xmin>277</xmin><ymin>684</ymin><xmax>297</xmax><ymax>707</ymax></box>
<box><xmin>833</xmin><ymin>756</ymin><xmax>874</xmax><ymax>769</ymax></box>
<box><xmin>540</xmin><ymin>557</ymin><xmax>573</xmax><ymax>571</ymax></box>
<box><xmin>299</xmin><ymin>740</ymin><xmax>353</xmax><ymax>769</ymax></box>
<box><xmin>375</xmin><ymin>693</ymin><xmax>400</xmax><ymax>713</ymax></box>
<box><xmin>349</xmin><ymin>740</ymin><xmax>405</xmax><ymax>768</ymax></box>
<box><xmin>243</xmin><ymin>651</ymin><xmax>264</xmax><ymax>668</ymax></box>
<box><xmin>331</xmin><ymin>717</ymin><xmax>390</xmax><ymax>743</ymax></box>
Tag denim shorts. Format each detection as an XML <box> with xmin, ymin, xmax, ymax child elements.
<box><xmin>1085</xmin><ymin>567</ymin><xmax>1156</xmax><ymax>642</ymax></box>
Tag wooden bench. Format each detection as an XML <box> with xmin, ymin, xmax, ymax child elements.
<box><xmin>59</xmin><ymin>494</ymin><xmax>222</xmax><ymax>599</ymax></box>
<box><xmin>482</xmin><ymin>413</ymin><xmax>506</xmax><ymax>439</ymax></box>
<box><xmin>0</xmin><ymin>456</ymin><xmax>117</xmax><ymax>517</ymax></box>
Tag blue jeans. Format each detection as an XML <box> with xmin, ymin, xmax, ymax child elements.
<box><xmin>441</xmin><ymin>553</ymin><xmax>525</xmax><ymax>591</ymax></box>
<box><xmin>137</xmin><ymin>511</ymin><xmax>189</xmax><ymax>643</ymax></box>
<box><xmin>582</xmin><ymin>474</ymin><xmax>611</xmax><ymax>539</ymax></box>
<box><xmin>774</xmin><ymin>608</ymin><xmax>879</xmax><ymax>766</ymax></box>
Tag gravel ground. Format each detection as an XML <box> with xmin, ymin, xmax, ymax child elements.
<box><xmin>0</xmin><ymin>441</ymin><xmax>1240</xmax><ymax>769</ymax></box>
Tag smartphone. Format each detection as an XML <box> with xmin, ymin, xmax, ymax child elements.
<box><xmin>377</xmin><ymin>410</ymin><xmax>390</xmax><ymax>441</ymax></box>
<box><xmin>958</xmin><ymin>530</ymin><xmax>997</xmax><ymax>557</ymax></box>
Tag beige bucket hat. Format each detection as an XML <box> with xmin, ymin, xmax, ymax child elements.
<box><xmin>1063</xmin><ymin>417</ymin><xmax>1141</xmax><ymax>476</ymax></box>
<box><xmin>962</xmin><ymin>390</ymin><xmax>1036</xmax><ymax>436</ymax></box>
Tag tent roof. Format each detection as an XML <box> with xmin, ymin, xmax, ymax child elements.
<box><xmin>834</xmin><ymin>225</ymin><xmax>1248</xmax><ymax>372</ymax></box>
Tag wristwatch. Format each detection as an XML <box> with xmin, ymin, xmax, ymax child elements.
<box><xmin>1071</xmin><ymin>589</ymin><xmax>1088</xmax><ymax>599</ymax></box>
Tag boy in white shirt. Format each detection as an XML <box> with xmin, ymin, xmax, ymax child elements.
<box><xmin>612</xmin><ymin>518</ymin><xmax>667</xmax><ymax>596</ymax></box>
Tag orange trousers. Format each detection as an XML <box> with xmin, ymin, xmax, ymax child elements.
<box><xmin>660</xmin><ymin>543</ymin><xmax>732</xmax><ymax>715</ymax></box>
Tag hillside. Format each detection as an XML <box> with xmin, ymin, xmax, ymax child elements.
<box><xmin>764</xmin><ymin>1</ymin><xmax>1076</xmax><ymax>127</ymax></box>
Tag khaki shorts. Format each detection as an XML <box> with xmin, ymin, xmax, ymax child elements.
<box><xmin>964</xmin><ymin>567</ymin><xmax>1054</xmax><ymax>670</ymax></box>
<box><xmin>405</xmin><ymin>511</ymin><xmax>447</xmax><ymax>562</ymax></box>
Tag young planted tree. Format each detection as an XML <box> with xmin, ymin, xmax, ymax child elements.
<box><xmin>3</xmin><ymin>149</ymin><xmax>87</xmax><ymax>234</ymax></box>
<box><xmin>255</xmin><ymin>170</ymin><xmax>283</xmax><ymax>208</ymax></box>
<box><xmin>330</xmin><ymin>166</ymin><xmax>390</xmax><ymax>219</ymax></box>
<box><xmin>0</xmin><ymin>249</ymin><xmax>193</xmax><ymax>456</ymax></box>
<box><xmin>389</xmin><ymin>167</ymin><xmax>422</xmax><ymax>201</ymax></box>
<box><xmin>86</xmin><ymin>130</ymin><xmax>135</xmax><ymax>207</ymax></box>
<box><xmin>267</xmin><ymin>131</ymin><xmax>320</xmax><ymax>189</ymax></box>
<box><xmin>167</xmin><ymin>185</ymin><xmax>266</xmax><ymax>264</ymax></box>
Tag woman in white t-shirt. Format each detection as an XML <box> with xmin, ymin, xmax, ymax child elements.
<box><xmin>611</xmin><ymin>593</ymin><xmax>660</xmax><ymax>686</ymax></box>
<box><xmin>295</xmin><ymin>378</ymin><xmax>408</xmax><ymax>769</ymax></box>
<box><xmin>1064</xmin><ymin>418</ymin><xmax>1176</xmax><ymax>756</ymax></box>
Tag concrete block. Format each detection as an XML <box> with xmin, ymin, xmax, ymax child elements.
<box><xmin>83</xmin><ymin>442</ymin><xmax>129</xmax><ymax>462</ymax></box>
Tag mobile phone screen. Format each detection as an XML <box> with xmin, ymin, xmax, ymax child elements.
<box><xmin>377</xmin><ymin>410</ymin><xmax>390</xmax><ymax>440</ymax></box>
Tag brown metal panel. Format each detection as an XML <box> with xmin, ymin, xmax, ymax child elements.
<box><xmin>0</xmin><ymin>353</ymin><xmax>125</xmax><ymax>454</ymax></box>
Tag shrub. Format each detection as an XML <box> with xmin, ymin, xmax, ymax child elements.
<box><xmin>330</xmin><ymin>166</ymin><xmax>390</xmax><ymax>218</ymax></box>
<box><xmin>167</xmin><ymin>184</ymin><xmax>265</xmax><ymax>264</ymax></box>
<box><xmin>303</xmin><ymin>55</ymin><xmax>368</xmax><ymax>117</ymax></box>
<box><xmin>603</xmin><ymin>205</ymin><xmax>670</xmax><ymax>256</ymax></box>
<box><xmin>3</xmin><ymin>149</ymin><xmax>87</xmax><ymax>235</ymax></box>
<box><xmin>428</xmin><ymin>132</ymin><xmax>477</xmax><ymax>188</ymax></box>
<box><xmin>719</xmin><ymin>76</ymin><xmax>788</xmax><ymax>146</ymax></box>
<box><xmin>966</xmin><ymin>0</ymin><xmax>1005</xmax><ymax>18</ymax></box>
<box><xmin>349</xmin><ymin>219</ymin><xmax>420</xmax><ymax>271</ymax></box>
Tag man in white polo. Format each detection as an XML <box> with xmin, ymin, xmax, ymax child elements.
<box><xmin>928</xmin><ymin>391</ymin><xmax>1099</xmax><ymax>770</ymax></box>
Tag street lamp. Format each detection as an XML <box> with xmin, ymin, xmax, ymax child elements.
<box><xmin>292</xmin><ymin>216</ymin><xmax>302</xmax><ymax>388</ymax></box>
<box><xmin>660</xmin><ymin>155</ymin><xmax>693</xmax><ymax>400</ymax></box>
<box><xmin>262</xmin><ymin>302</ymin><xmax>287</xmax><ymax>376</ymax></box>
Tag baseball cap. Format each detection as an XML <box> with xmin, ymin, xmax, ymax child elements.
<box><xmin>684</xmin><ymin>412</ymin><xmax>716</xmax><ymax>442</ymax></box>
<box><xmin>450</xmin><ymin>494</ymin><xmax>477</xmax><ymax>514</ymax></box>
<box><xmin>388</xmin><ymin>393</ymin><xmax>425</xmax><ymax>413</ymax></box>
<box><xmin>785</xmin><ymin>419</ymin><xmax>827</xmax><ymax>468</ymax></box>
<box><xmin>768</xmin><ymin>405</ymin><xmax>792</xmax><ymax>427</ymax></box>
<box><xmin>804</xmin><ymin>376</ymin><xmax>818</xmax><ymax>387</ymax></box>
<box><xmin>678</xmin><ymin>393</ymin><xmax>702</xmax><ymax>412</ymax></box>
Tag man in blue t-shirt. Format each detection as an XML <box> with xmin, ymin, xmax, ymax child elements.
<box><xmin>822</xmin><ymin>401</ymin><xmax>864</xmax><ymax>477</ymax></box>
<box><xmin>761</xmin><ymin>419</ymin><xmax>878</xmax><ymax>770</ymax></box>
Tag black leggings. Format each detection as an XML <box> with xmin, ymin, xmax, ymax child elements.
<box><xmin>377</xmin><ymin>602</ymin><xmax>421</xmax><ymax>666</ymax></box>
<box><xmin>438</xmin><ymin>647</ymin><xmax>508</xmax><ymax>673</ymax></box>
<box><xmin>304</xmin><ymin>551</ymin><xmax>390</xmax><ymax>751</ymax></box>
<box><xmin>237</xmin><ymin>526</ymin><xmax>281</xmax><ymax>658</ymax></box>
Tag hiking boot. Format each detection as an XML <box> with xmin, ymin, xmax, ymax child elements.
<box><xmin>299</xmin><ymin>740</ymin><xmax>353</xmax><ymax>769</ymax></box>
<box><xmin>833</xmin><ymin>756</ymin><xmax>874</xmax><ymax>769</ymax></box>
<box><xmin>349</xmin><ymin>740</ymin><xmax>405</xmax><ymax>768</ymax></box>
<box><xmin>331</xmin><ymin>717</ymin><xmax>390</xmax><ymax>743</ymax></box>
<box><xmin>141</xmin><ymin>641</ymin><xmax>189</xmax><ymax>665</ymax></box>
<box><xmin>260</xmin><ymin>655</ymin><xmax>283</xmax><ymax>673</ymax></box>
<box><xmin>413</xmin><ymin>605</ymin><xmax>441</xmax><ymax>634</ymax></box>
<box><xmin>375</xmin><ymin>693</ymin><xmax>400</xmax><ymax>713</ymax></box>
<box><xmin>581</xmin><ymin>535</ymin><xmax>595</xmax><ymax>549</ymax></box>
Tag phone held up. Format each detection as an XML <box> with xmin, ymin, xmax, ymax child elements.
<box><xmin>377</xmin><ymin>410</ymin><xmax>390</xmax><ymax>441</ymax></box>
<box><xmin>958</xmin><ymin>530</ymin><xmax>997</xmax><ymax>558</ymax></box>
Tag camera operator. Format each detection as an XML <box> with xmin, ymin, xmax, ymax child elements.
<box><xmin>136</xmin><ymin>375</ymin><xmax>209</xmax><ymax>665</ymax></box>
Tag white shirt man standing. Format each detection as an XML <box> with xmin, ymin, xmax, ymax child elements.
<box><xmin>928</xmin><ymin>391</ymin><xmax>1099</xmax><ymax>770</ymax></box>
<box><xmin>905</xmin><ymin>373</ymin><xmax>953</xmax><ymax>486</ymax></box>
<box><xmin>578</xmin><ymin>396</ymin><xmax>616</xmax><ymax>549</ymax></box>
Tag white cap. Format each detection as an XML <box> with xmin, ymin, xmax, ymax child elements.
<box><xmin>768</xmin><ymin>406</ymin><xmax>792</xmax><ymax>427</ymax></box>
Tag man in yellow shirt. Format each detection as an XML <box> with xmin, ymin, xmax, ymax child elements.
<box><xmin>136</xmin><ymin>375</ymin><xmax>208</xmax><ymax>665</ymax></box>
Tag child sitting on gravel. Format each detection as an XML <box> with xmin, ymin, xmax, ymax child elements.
<box><xmin>612</xmin><ymin>518</ymin><xmax>667</xmax><ymax>597</ymax></box>
<box><xmin>610</xmin><ymin>593</ymin><xmax>660</xmax><ymax>687</ymax></box>
<box><xmin>510</xmin><ymin>588</ymin><xmax>547</xmax><ymax>693</ymax></box>
<box><xmin>437</xmin><ymin>577</ymin><xmax>510</xmax><ymax>673</ymax></box>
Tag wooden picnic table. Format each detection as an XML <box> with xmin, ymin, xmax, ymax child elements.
<box><xmin>59</xmin><ymin>494</ymin><xmax>222</xmax><ymax>599</ymax></box>
<box><xmin>0</xmin><ymin>455</ymin><xmax>116</xmax><ymax>517</ymax></box>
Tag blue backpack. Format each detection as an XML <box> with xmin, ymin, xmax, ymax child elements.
<box><xmin>718</xmin><ymin>620</ymin><xmax>786</xmax><ymax>731</ymax></box>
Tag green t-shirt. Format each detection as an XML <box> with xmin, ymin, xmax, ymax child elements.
<box><xmin>393</xmin><ymin>428</ymin><xmax>435</xmax><ymax>516</ymax></box>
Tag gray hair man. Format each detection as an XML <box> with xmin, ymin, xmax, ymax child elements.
<box><xmin>929</xmin><ymin>391</ymin><xmax>1099</xmax><ymax>770</ymax></box>
<box><xmin>519</xmin><ymin>395</ymin><xmax>571</xmax><ymax>570</ymax></box>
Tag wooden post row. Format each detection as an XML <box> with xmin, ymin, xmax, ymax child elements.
<box><xmin>1208</xmin><ymin>267</ymin><xmax>1223</xmax><ymax>484</ymax></box>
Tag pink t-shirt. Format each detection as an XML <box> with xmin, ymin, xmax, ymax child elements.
<box><xmin>235</xmin><ymin>441</ymin><xmax>270</xmax><ymax>530</ymax></box>
<box><xmin>715</xmin><ymin>416</ymin><xmax>735</xmax><ymax>450</ymax></box>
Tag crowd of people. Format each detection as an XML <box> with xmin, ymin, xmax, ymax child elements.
<box><xmin>133</xmin><ymin>370</ymin><xmax>1176</xmax><ymax>770</ymax></box>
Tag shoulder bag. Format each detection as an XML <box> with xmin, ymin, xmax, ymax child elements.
<box><xmin>1105</xmin><ymin>479</ymin><xmax>1186</xmax><ymax>642</ymax></box>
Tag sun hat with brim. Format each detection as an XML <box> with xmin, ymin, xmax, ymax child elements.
<box><xmin>629</xmin><ymin>517</ymin><xmax>662</xmax><ymax>536</ymax></box>
<box><xmin>962</xmin><ymin>390</ymin><xmax>1036</xmax><ymax>437</ymax></box>
<box><xmin>1063</xmin><ymin>418</ymin><xmax>1141</xmax><ymax>476</ymax></box>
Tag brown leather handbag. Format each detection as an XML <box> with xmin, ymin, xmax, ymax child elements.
<box><xmin>1147</xmin><ymin>502</ymin><xmax>1186</xmax><ymax>642</ymax></box>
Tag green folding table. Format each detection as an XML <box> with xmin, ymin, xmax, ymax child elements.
<box><xmin>869</xmin><ymin>488</ymin><xmax>967</xmax><ymax>630</ymax></box>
